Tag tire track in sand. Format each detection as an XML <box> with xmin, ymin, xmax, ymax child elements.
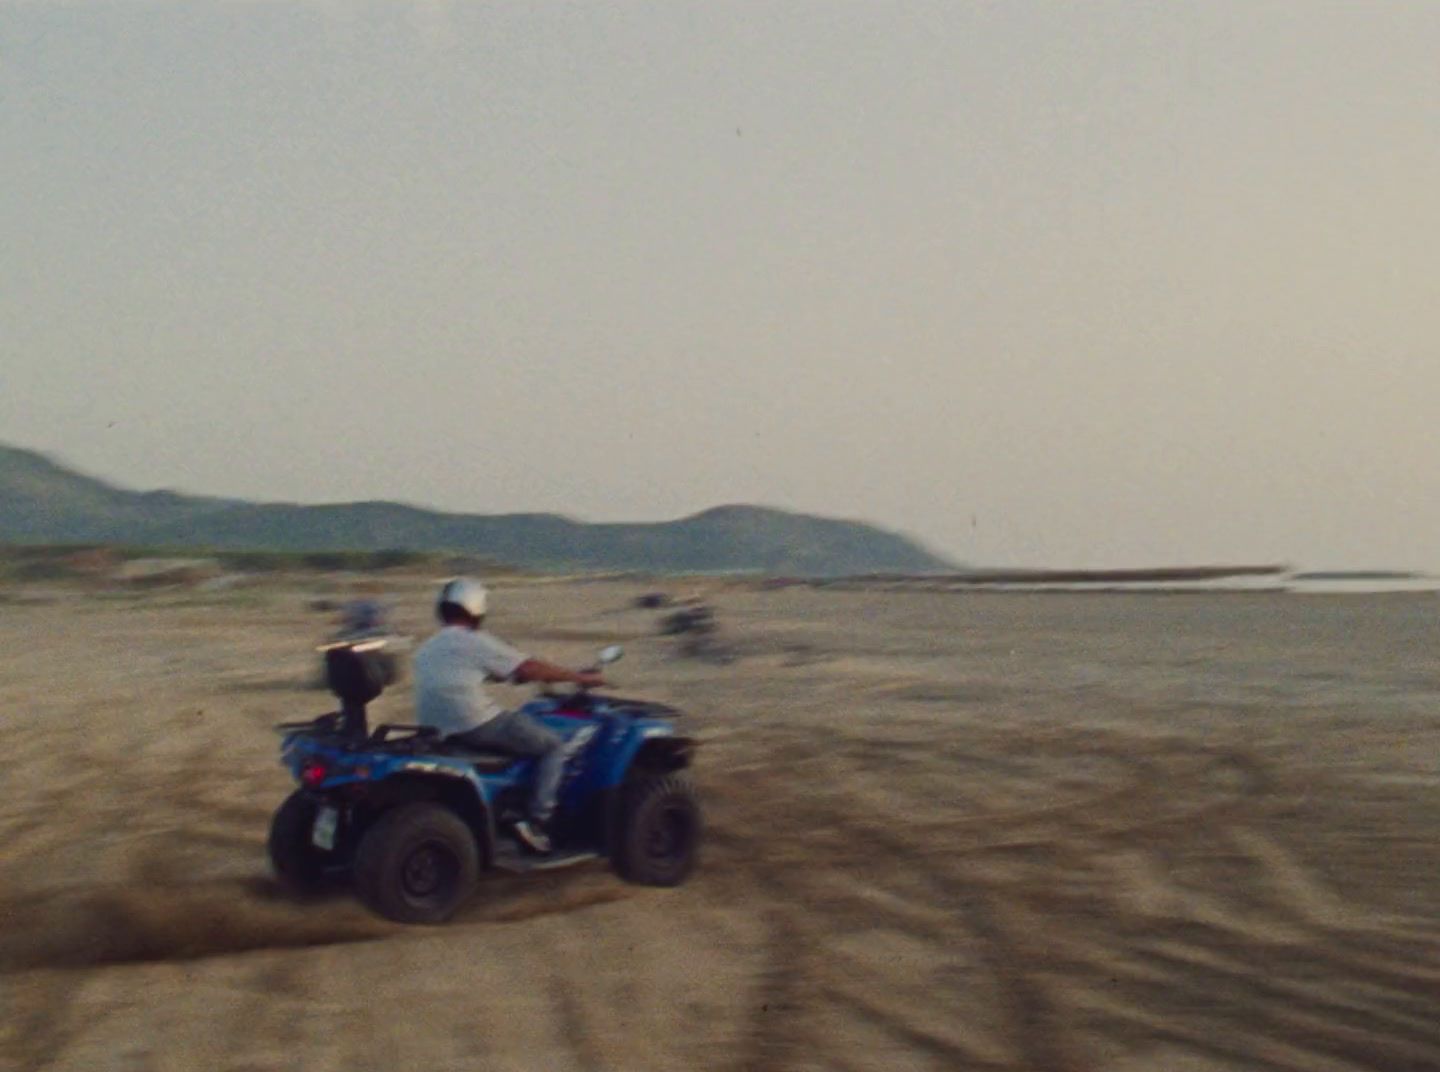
<box><xmin>702</xmin><ymin>711</ymin><xmax>1440</xmax><ymax>1072</ymax></box>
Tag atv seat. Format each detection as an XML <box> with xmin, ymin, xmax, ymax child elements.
<box><xmin>433</xmin><ymin>742</ymin><xmax>524</xmax><ymax>773</ymax></box>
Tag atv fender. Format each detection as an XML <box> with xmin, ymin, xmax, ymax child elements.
<box><xmin>354</xmin><ymin>773</ymin><xmax>497</xmax><ymax>868</ymax></box>
<box><xmin>601</xmin><ymin>728</ymin><xmax>696</xmax><ymax>788</ymax></box>
<box><xmin>628</xmin><ymin>735</ymin><xmax>696</xmax><ymax>778</ymax></box>
<box><xmin>598</xmin><ymin>733</ymin><xmax>696</xmax><ymax>855</ymax></box>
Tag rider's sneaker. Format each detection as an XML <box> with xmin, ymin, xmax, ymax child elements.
<box><xmin>511</xmin><ymin>820</ymin><xmax>552</xmax><ymax>855</ymax></box>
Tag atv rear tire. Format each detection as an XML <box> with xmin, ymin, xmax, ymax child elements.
<box><xmin>354</xmin><ymin>803</ymin><xmax>479</xmax><ymax>924</ymax></box>
<box><xmin>268</xmin><ymin>791</ymin><xmax>332</xmax><ymax>894</ymax></box>
<box><xmin>615</xmin><ymin>774</ymin><xmax>701</xmax><ymax>886</ymax></box>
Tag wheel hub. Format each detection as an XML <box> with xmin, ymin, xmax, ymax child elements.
<box><xmin>402</xmin><ymin>843</ymin><xmax>451</xmax><ymax>898</ymax></box>
<box><xmin>645</xmin><ymin>806</ymin><xmax>689</xmax><ymax>860</ymax></box>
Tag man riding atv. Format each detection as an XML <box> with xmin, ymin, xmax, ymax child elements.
<box><xmin>412</xmin><ymin>577</ymin><xmax>604</xmax><ymax>855</ymax></box>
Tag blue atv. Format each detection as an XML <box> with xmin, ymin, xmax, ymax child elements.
<box><xmin>268</xmin><ymin>640</ymin><xmax>700</xmax><ymax>924</ymax></box>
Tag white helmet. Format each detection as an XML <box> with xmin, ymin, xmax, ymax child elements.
<box><xmin>437</xmin><ymin>577</ymin><xmax>488</xmax><ymax>620</ymax></box>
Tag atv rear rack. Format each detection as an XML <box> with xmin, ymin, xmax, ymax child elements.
<box><xmin>273</xmin><ymin>715</ymin><xmax>442</xmax><ymax>752</ymax></box>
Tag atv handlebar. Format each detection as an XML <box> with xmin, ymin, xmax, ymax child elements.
<box><xmin>545</xmin><ymin>643</ymin><xmax>624</xmax><ymax>695</ymax></box>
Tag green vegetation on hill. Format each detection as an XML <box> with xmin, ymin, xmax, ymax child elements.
<box><xmin>0</xmin><ymin>444</ymin><xmax>954</xmax><ymax>576</ymax></box>
<box><xmin>0</xmin><ymin>445</ymin><xmax>228</xmax><ymax>542</ymax></box>
<box><xmin>0</xmin><ymin>544</ymin><xmax>500</xmax><ymax>586</ymax></box>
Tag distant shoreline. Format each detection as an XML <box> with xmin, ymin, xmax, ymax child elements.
<box><xmin>806</xmin><ymin>566</ymin><xmax>1437</xmax><ymax>595</ymax></box>
<box><xmin>847</xmin><ymin>565</ymin><xmax>1292</xmax><ymax>585</ymax></box>
<box><xmin>0</xmin><ymin>544</ymin><xmax>1432</xmax><ymax>594</ymax></box>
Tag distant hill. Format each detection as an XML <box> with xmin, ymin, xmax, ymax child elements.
<box><xmin>0</xmin><ymin>444</ymin><xmax>954</xmax><ymax>576</ymax></box>
<box><xmin>0</xmin><ymin>445</ymin><xmax>238</xmax><ymax>543</ymax></box>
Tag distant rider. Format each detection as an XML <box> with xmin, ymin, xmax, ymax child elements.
<box><xmin>412</xmin><ymin>577</ymin><xmax>604</xmax><ymax>855</ymax></box>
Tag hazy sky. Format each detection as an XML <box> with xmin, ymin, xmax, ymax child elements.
<box><xmin>4</xmin><ymin>2</ymin><xmax>1440</xmax><ymax>569</ymax></box>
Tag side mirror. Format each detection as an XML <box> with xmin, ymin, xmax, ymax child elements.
<box><xmin>597</xmin><ymin>644</ymin><xmax>625</xmax><ymax>666</ymax></box>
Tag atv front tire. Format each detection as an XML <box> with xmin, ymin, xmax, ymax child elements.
<box><xmin>353</xmin><ymin>803</ymin><xmax>479</xmax><ymax>924</ymax></box>
<box><xmin>615</xmin><ymin>774</ymin><xmax>701</xmax><ymax>886</ymax></box>
<box><xmin>268</xmin><ymin>791</ymin><xmax>331</xmax><ymax>894</ymax></box>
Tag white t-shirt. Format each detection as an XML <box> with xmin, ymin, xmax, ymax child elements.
<box><xmin>412</xmin><ymin>626</ymin><xmax>529</xmax><ymax>736</ymax></box>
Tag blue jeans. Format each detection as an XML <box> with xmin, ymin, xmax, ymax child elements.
<box><xmin>450</xmin><ymin>711</ymin><xmax>568</xmax><ymax>824</ymax></box>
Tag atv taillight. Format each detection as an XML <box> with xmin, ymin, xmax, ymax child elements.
<box><xmin>300</xmin><ymin>760</ymin><xmax>329</xmax><ymax>788</ymax></box>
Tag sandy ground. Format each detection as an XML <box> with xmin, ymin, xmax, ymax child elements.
<box><xmin>1</xmin><ymin>580</ymin><xmax>1438</xmax><ymax>1072</ymax></box>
